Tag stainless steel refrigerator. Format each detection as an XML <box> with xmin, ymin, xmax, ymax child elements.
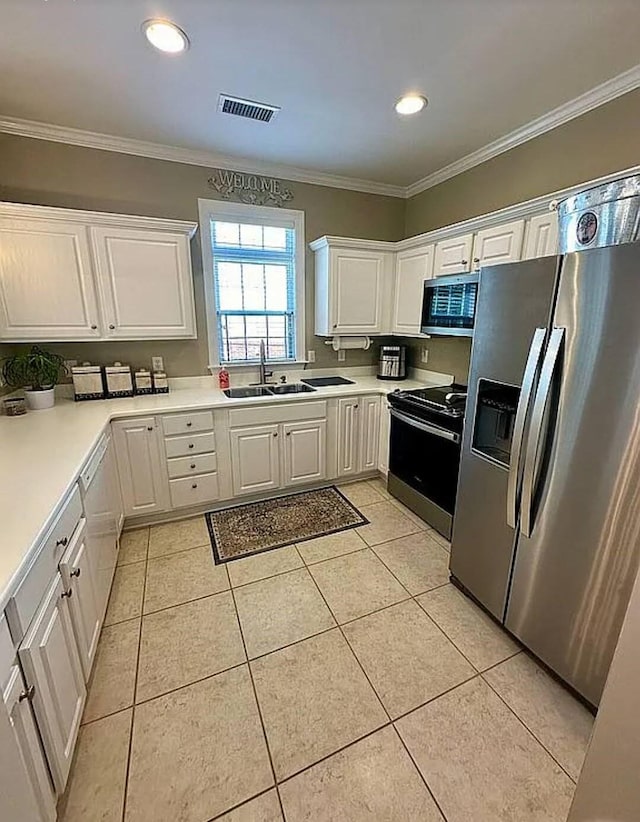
<box><xmin>450</xmin><ymin>239</ymin><xmax>640</xmax><ymax>707</ymax></box>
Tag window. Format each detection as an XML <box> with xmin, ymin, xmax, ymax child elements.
<box><xmin>198</xmin><ymin>199</ymin><xmax>305</xmax><ymax>366</ymax></box>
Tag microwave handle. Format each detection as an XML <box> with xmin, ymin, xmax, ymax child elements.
<box><xmin>390</xmin><ymin>408</ymin><xmax>460</xmax><ymax>444</ymax></box>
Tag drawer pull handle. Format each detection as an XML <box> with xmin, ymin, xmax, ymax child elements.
<box><xmin>70</xmin><ymin>567</ymin><xmax>81</xmax><ymax>578</ymax></box>
<box><xmin>186</xmin><ymin>422</ymin><xmax>192</xmax><ymax>427</ymax></box>
<box><xmin>56</xmin><ymin>537</ymin><xmax>68</xmax><ymax>548</ymax></box>
<box><xmin>61</xmin><ymin>589</ymin><xmax>73</xmax><ymax>599</ymax></box>
<box><xmin>18</xmin><ymin>685</ymin><xmax>35</xmax><ymax>703</ymax></box>
<box><xmin>192</xmin><ymin>483</ymin><xmax>198</xmax><ymax>489</ymax></box>
<box><xmin>188</xmin><ymin>443</ymin><xmax>195</xmax><ymax>449</ymax></box>
<box><xmin>190</xmin><ymin>463</ymin><xmax>196</xmax><ymax>469</ymax></box>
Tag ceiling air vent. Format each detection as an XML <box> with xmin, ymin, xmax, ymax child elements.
<box><xmin>217</xmin><ymin>94</ymin><xmax>280</xmax><ymax>123</ymax></box>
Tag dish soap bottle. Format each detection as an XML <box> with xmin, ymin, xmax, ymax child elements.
<box><xmin>218</xmin><ymin>367</ymin><xmax>230</xmax><ymax>390</ymax></box>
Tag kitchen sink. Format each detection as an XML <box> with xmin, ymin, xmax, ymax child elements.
<box><xmin>268</xmin><ymin>383</ymin><xmax>317</xmax><ymax>394</ymax></box>
<box><xmin>223</xmin><ymin>386</ymin><xmax>275</xmax><ymax>399</ymax></box>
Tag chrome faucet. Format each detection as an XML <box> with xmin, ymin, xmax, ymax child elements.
<box><xmin>259</xmin><ymin>339</ymin><xmax>274</xmax><ymax>385</ymax></box>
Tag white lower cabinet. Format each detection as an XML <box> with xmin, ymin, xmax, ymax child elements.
<box><xmin>2</xmin><ymin>664</ymin><xmax>56</xmax><ymax>822</ymax></box>
<box><xmin>337</xmin><ymin>397</ymin><xmax>360</xmax><ymax>478</ymax></box>
<box><xmin>378</xmin><ymin>401</ymin><xmax>391</xmax><ymax>474</ymax></box>
<box><xmin>18</xmin><ymin>574</ymin><xmax>86</xmax><ymax>794</ymax></box>
<box><xmin>59</xmin><ymin>519</ymin><xmax>101</xmax><ymax>681</ymax></box>
<box><xmin>230</xmin><ymin>424</ymin><xmax>281</xmax><ymax>497</ymax></box>
<box><xmin>112</xmin><ymin>416</ymin><xmax>169</xmax><ymax>516</ymax></box>
<box><xmin>282</xmin><ymin>419</ymin><xmax>327</xmax><ymax>486</ymax></box>
<box><xmin>358</xmin><ymin>396</ymin><xmax>380</xmax><ymax>473</ymax></box>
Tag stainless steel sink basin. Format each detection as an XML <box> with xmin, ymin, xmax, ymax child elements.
<box><xmin>268</xmin><ymin>383</ymin><xmax>317</xmax><ymax>394</ymax></box>
<box><xmin>223</xmin><ymin>386</ymin><xmax>274</xmax><ymax>399</ymax></box>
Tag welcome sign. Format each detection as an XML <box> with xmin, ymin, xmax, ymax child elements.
<box><xmin>207</xmin><ymin>169</ymin><xmax>294</xmax><ymax>207</ymax></box>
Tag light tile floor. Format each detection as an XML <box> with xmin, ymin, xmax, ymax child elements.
<box><xmin>59</xmin><ymin>478</ymin><xmax>594</xmax><ymax>822</ymax></box>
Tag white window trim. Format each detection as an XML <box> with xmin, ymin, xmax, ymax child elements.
<box><xmin>198</xmin><ymin>198</ymin><xmax>306</xmax><ymax>368</ymax></box>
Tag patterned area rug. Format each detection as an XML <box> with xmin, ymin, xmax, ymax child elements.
<box><xmin>205</xmin><ymin>486</ymin><xmax>368</xmax><ymax>563</ymax></box>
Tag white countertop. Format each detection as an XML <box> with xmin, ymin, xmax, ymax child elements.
<box><xmin>0</xmin><ymin>372</ymin><xmax>450</xmax><ymax>612</ymax></box>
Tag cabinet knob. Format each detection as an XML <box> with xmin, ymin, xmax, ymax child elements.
<box><xmin>91</xmin><ymin>324</ymin><xmax>97</xmax><ymax>330</ymax></box>
<box><xmin>461</xmin><ymin>259</ymin><xmax>468</xmax><ymax>265</ymax></box>
<box><xmin>190</xmin><ymin>463</ymin><xmax>196</xmax><ymax>469</ymax></box>
<box><xmin>473</xmin><ymin>257</ymin><xmax>480</xmax><ymax>263</ymax></box>
<box><xmin>355</xmin><ymin>404</ymin><xmax>359</xmax><ymax>409</ymax></box>
<box><xmin>147</xmin><ymin>426</ymin><xmax>153</xmax><ymax>432</ymax></box>
<box><xmin>71</xmin><ymin>567</ymin><xmax>81</xmax><ymax>578</ymax></box>
<box><xmin>188</xmin><ymin>443</ymin><xmax>194</xmax><ymax>449</ymax></box>
<box><xmin>192</xmin><ymin>483</ymin><xmax>198</xmax><ymax>489</ymax></box>
<box><xmin>333</xmin><ymin>324</ymin><xmax>337</xmax><ymax>329</ymax></box>
<box><xmin>186</xmin><ymin>422</ymin><xmax>192</xmax><ymax>427</ymax></box>
<box><xmin>61</xmin><ymin>589</ymin><xmax>73</xmax><ymax>599</ymax></box>
<box><xmin>55</xmin><ymin>536</ymin><xmax>68</xmax><ymax>548</ymax></box>
<box><xmin>18</xmin><ymin>685</ymin><xmax>35</xmax><ymax>703</ymax></box>
<box><xmin>109</xmin><ymin>324</ymin><xmax>115</xmax><ymax>330</ymax></box>
<box><xmin>286</xmin><ymin>431</ymin><xmax>291</xmax><ymax>436</ymax></box>
<box><xmin>273</xmin><ymin>432</ymin><xmax>278</xmax><ymax>437</ymax></box>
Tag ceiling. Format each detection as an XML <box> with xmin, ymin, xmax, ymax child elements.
<box><xmin>1</xmin><ymin>0</ymin><xmax>639</xmax><ymax>192</ymax></box>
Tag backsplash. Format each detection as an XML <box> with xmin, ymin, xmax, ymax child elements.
<box><xmin>395</xmin><ymin>336</ymin><xmax>472</xmax><ymax>385</ymax></box>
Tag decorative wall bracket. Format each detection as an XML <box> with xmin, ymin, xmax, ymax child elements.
<box><xmin>208</xmin><ymin>169</ymin><xmax>294</xmax><ymax>207</ymax></box>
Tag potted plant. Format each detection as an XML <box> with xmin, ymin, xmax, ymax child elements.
<box><xmin>1</xmin><ymin>346</ymin><xmax>67</xmax><ymax>410</ymax></box>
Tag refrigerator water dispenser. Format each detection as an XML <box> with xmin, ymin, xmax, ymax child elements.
<box><xmin>472</xmin><ymin>380</ymin><xmax>519</xmax><ymax>468</ymax></box>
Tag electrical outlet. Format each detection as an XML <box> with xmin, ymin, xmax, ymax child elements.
<box><xmin>151</xmin><ymin>356</ymin><xmax>164</xmax><ymax>372</ymax></box>
<box><xmin>421</xmin><ymin>348</ymin><xmax>429</xmax><ymax>364</ymax></box>
<box><xmin>337</xmin><ymin>349</ymin><xmax>346</xmax><ymax>362</ymax></box>
<box><xmin>307</xmin><ymin>349</ymin><xmax>316</xmax><ymax>363</ymax></box>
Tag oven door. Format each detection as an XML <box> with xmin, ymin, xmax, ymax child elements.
<box><xmin>389</xmin><ymin>407</ymin><xmax>461</xmax><ymax>517</ymax></box>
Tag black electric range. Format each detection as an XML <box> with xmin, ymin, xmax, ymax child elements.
<box><xmin>386</xmin><ymin>383</ymin><xmax>468</xmax><ymax>539</ymax></box>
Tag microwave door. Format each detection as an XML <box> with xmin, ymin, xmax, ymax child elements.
<box><xmin>421</xmin><ymin>273</ymin><xmax>479</xmax><ymax>336</ymax></box>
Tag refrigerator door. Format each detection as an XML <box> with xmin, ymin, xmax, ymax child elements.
<box><xmin>506</xmin><ymin>242</ymin><xmax>640</xmax><ymax>706</ymax></box>
<box><xmin>450</xmin><ymin>257</ymin><xmax>559</xmax><ymax>619</ymax></box>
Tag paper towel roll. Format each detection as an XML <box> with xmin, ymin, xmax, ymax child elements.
<box><xmin>325</xmin><ymin>336</ymin><xmax>372</xmax><ymax>351</ymax></box>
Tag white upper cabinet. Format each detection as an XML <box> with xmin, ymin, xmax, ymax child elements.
<box><xmin>522</xmin><ymin>211</ymin><xmax>559</xmax><ymax>259</ymax></box>
<box><xmin>0</xmin><ymin>219</ymin><xmax>100</xmax><ymax>341</ymax></box>
<box><xmin>0</xmin><ymin>204</ymin><xmax>196</xmax><ymax>342</ymax></box>
<box><xmin>434</xmin><ymin>233</ymin><xmax>474</xmax><ymax>276</ymax></box>
<box><xmin>471</xmin><ymin>219</ymin><xmax>525</xmax><ymax>271</ymax></box>
<box><xmin>91</xmin><ymin>226</ymin><xmax>196</xmax><ymax>339</ymax></box>
<box><xmin>312</xmin><ymin>238</ymin><xmax>394</xmax><ymax>335</ymax></box>
<box><xmin>393</xmin><ymin>245</ymin><xmax>434</xmax><ymax>334</ymax></box>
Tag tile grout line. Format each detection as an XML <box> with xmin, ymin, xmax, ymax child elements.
<box><xmin>227</xmin><ymin>579</ymin><xmax>287</xmax><ymax>821</ymax></box>
<box><xmin>119</xmin><ymin>527</ymin><xmax>150</xmax><ymax>822</ymax></box>
<box><xmin>390</xmin><ymin>723</ymin><xmax>451</xmax><ymax>822</ymax></box>
<box><xmin>480</xmin><ymin>670</ymin><xmax>578</xmax><ymax>785</ymax></box>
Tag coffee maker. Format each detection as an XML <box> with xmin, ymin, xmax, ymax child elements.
<box><xmin>377</xmin><ymin>345</ymin><xmax>407</xmax><ymax>380</ymax></box>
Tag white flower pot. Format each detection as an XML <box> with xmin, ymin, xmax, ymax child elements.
<box><xmin>24</xmin><ymin>388</ymin><xmax>55</xmax><ymax>410</ymax></box>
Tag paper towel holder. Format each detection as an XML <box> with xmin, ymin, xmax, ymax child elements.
<box><xmin>324</xmin><ymin>336</ymin><xmax>372</xmax><ymax>351</ymax></box>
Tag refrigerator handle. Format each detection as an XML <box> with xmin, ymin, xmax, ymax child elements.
<box><xmin>520</xmin><ymin>327</ymin><xmax>565</xmax><ymax>537</ymax></box>
<box><xmin>506</xmin><ymin>327</ymin><xmax>546</xmax><ymax>529</ymax></box>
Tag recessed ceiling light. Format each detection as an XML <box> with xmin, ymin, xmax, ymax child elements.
<box><xmin>395</xmin><ymin>94</ymin><xmax>428</xmax><ymax>115</ymax></box>
<box><xmin>142</xmin><ymin>19</ymin><xmax>189</xmax><ymax>53</ymax></box>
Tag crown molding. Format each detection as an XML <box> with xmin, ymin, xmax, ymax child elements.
<box><xmin>405</xmin><ymin>63</ymin><xmax>640</xmax><ymax>198</ymax></box>
<box><xmin>0</xmin><ymin>115</ymin><xmax>406</xmax><ymax>199</ymax></box>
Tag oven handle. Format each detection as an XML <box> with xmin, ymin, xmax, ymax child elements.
<box><xmin>389</xmin><ymin>408</ymin><xmax>460</xmax><ymax>444</ymax></box>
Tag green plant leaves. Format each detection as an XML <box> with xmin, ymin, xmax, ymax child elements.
<box><xmin>1</xmin><ymin>346</ymin><xmax>66</xmax><ymax>391</ymax></box>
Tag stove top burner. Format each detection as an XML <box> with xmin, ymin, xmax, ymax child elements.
<box><xmin>389</xmin><ymin>383</ymin><xmax>468</xmax><ymax>419</ymax></box>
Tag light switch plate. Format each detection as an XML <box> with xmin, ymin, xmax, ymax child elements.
<box><xmin>307</xmin><ymin>350</ymin><xmax>316</xmax><ymax>363</ymax></box>
<box><xmin>151</xmin><ymin>356</ymin><xmax>164</xmax><ymax>372</ymax></box>
<box><xmin>338</xmin><ymin>350</ymin><xmax>346</xmax><ymax>362</ymax></box>
<box><xmin>421</xmin><ymin>348</ymin><xmax>429</xmax><ymax>364</ymax></box>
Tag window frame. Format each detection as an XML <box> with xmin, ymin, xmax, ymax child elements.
<box><xmin>198</xmin><ymin>198</ymin><xmax>306</xmax><ymax>367</ymax></box>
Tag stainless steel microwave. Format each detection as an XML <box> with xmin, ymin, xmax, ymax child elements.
<box><xmin>421</xmin><ymin>272</ymin><xmax>479</xmax><ymax>336</ymax></box>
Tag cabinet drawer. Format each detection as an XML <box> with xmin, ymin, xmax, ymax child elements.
<box><xmin>164</xmin><ymin>431</ymin><xmax>216</xmax><ymax>458</ymax></box>
<box><xmin>6</xmin><ymin>484</ymin><xmax>83</xmax><ymax>641</ymax></box>
<box><xmin>229</xmin><ymin>400</ymin><xmax>328</xmax><ymax>428</ymax></box>
<box><xmin>169</xmin><ymin>473</ymin><xmax>219</xmax><ymax>508</ymax></box>
<box><xmin>162</xmin><ymin>410</ymin><xmax>214</xmax><ymax>437</ymax></box>
<box><xmin>167</xmin><ymin>452</ymin><xmax>217</xmax><ymax>479</ymax></box>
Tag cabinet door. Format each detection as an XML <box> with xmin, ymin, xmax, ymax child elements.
<box><xmin>393</xmin><ymin>246</ymin><xmax>434</xmax><ymax>334</ymax></box>
<box><xmin>358</xmin><ymin>396</ymin><xmax>380</xmax><ymax>473</ymax></box>
<box><xmin>19</xmin><ymin>575</ymin><xmax>86</xmax><ymax>794</ymax></box>
<box><xmin>523</xmin><ymin>212</ymin><xmax>559</xmax><ymax>259</ymax></box>
<box><xmin>230</xmin><ymin>425</ymin><xmax>280</xmax><ymax>496</ymax></box>
<box><xmin>471</xmin><ymin>219</ymin><xmax>525</xmax><ymax>271</ymax></box>
<box><xmin>91</xmin><ymin>226</ymin><xmax>196</xmax><ymax>339</ymax></box>
<box><xmin>282</xmin><ymin>420</ymin><xmax>327</xmax><ymax>486</ymax></box>
<box><xmin>434</xmin><ymin>234</ymin><xmax>473</xmax><ymax>276</ymax></box>
<box><xmin>59</xmin><ymin>519</ymin><xmax>101</xmax><ymax>681</ymax></box>
<box><xmin>337</xmin><ymin>398</ymin><xmax>360</xmax><ymax>477</ymax></box>
<box><xmin>0</xmin><ymin>218</ymin><xmax>100</xmax><ymax>341</ymax></box>
<box><xmin>330</xmin><ymin>249</ymin><xmax>387</xmax><ymax>333</ymax></box>
<box><xmin>377</xmin><ymin>401</ymin><xmax>390</xmax><ymax>474</ymax></box>
<box><xmin>112</xmin><ymin>417</ymin><xmax>169</xmax><ymax>516</ymax></box>
<box><xmin>2</xmin><ymin>665</ymin><xmax>56</xmax><ymax>821</ymax></box>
